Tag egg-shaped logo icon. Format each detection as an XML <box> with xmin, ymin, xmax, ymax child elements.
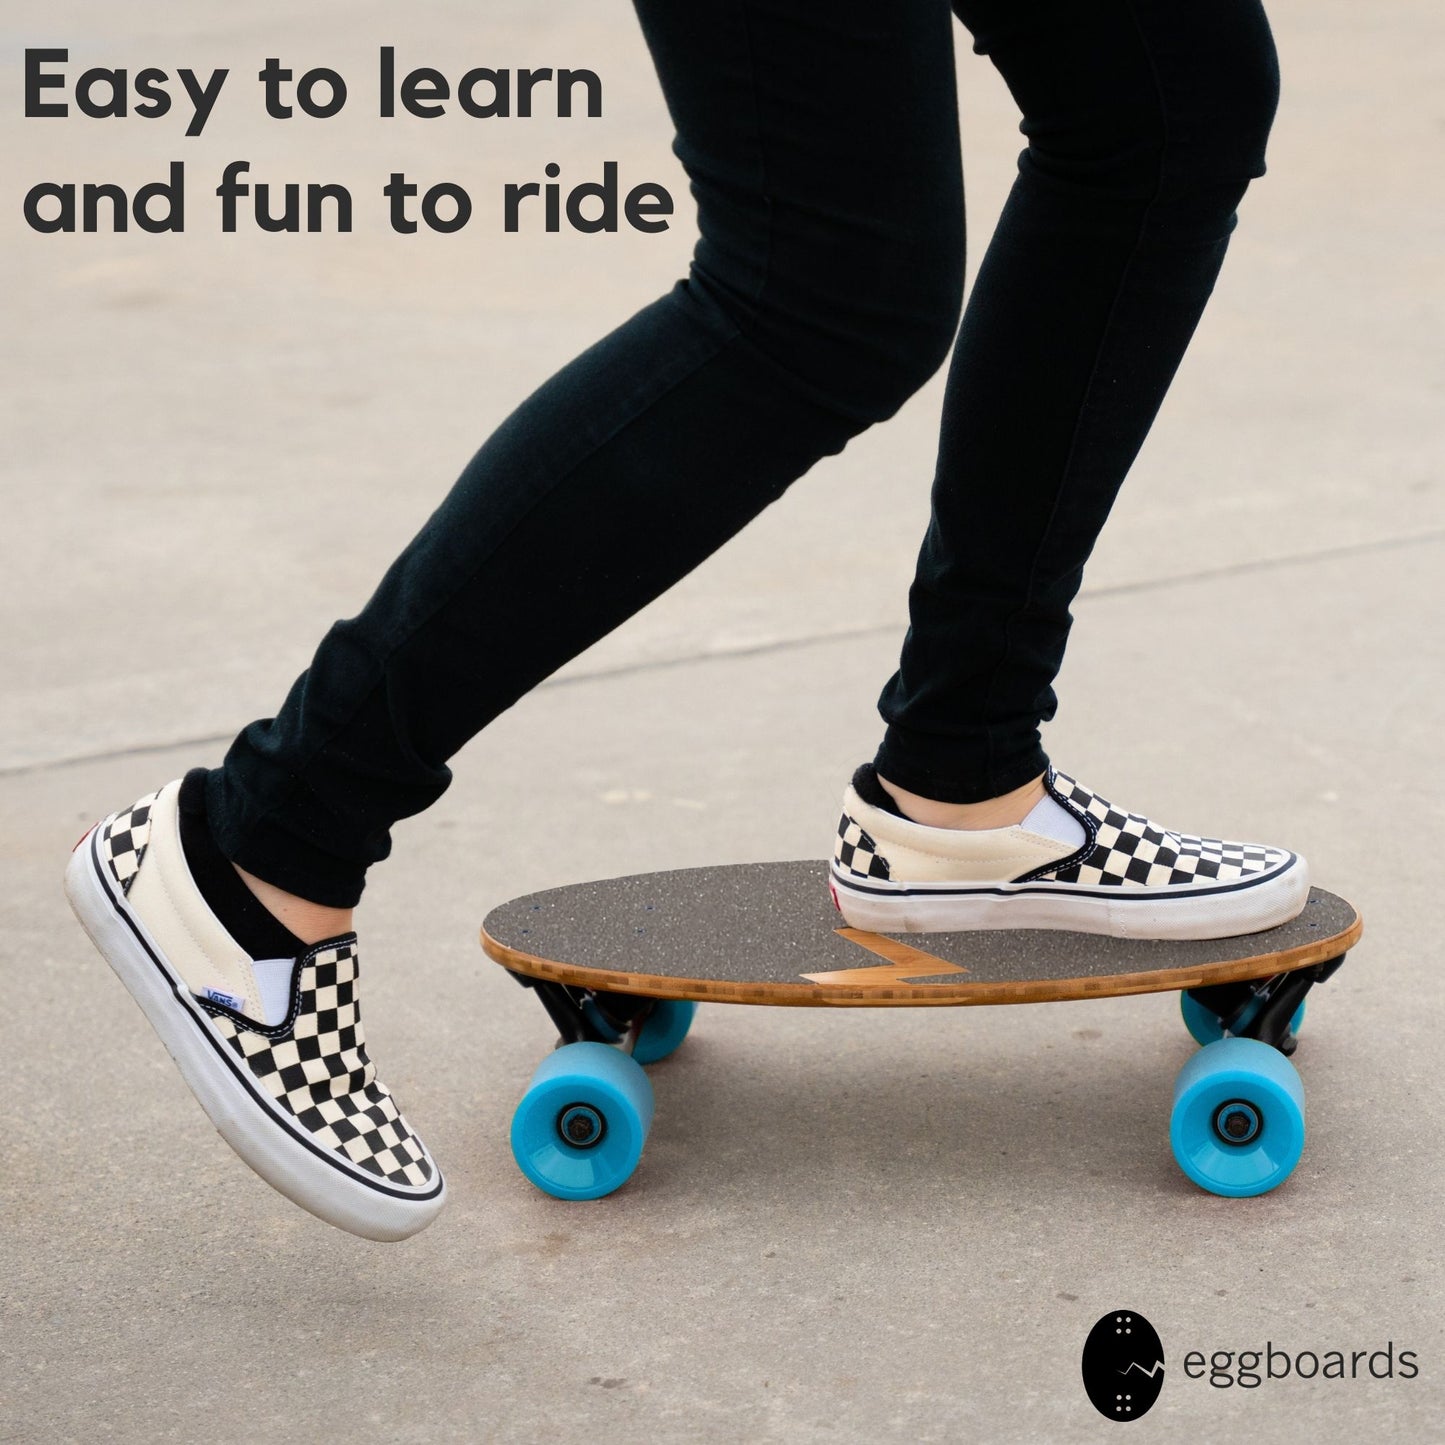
<box><xmin>1081</xmin><ymin>1309</ymin><xmax>1164</xmax><ymax>1421</ymax></box>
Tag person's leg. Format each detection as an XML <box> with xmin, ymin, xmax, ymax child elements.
<box><xmin>69</xmin><ymin>0</ymin><xmax>967</xmax><ymax>1240</ymax></box>
<box><xmin>828</xmin><ymin>0</ymin><xmax>1302</xmax><ymax>937</ymax></box>
<box><xmin>208</xmin><ymin>0</ymin><xmax>966</xmax><ymax>909</ymax></box>
<box><xmin>873</xmin><ymin>0</ymin><xmax>1282</xmax><ymax>811</ymax></box>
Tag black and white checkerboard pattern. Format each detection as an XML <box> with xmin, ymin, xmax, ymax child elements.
<box><xmin>1041</xmin><ymin>773</ymin><xmax>1286</xmax><ymax>889</ymax></box>
<box><xmin>834</xmin><ymin>812</ymin><xmax>892</xmax><ymax>881</ymax></box>
<box><xmin>100</xmin><ymin>791</ymin><xmax>160</xmax><ymax>896</ymax></box>
<box><xmin>205</xmin><ymin>941</ymin><xmax>433</xmax><ymax>1188</ymax></box>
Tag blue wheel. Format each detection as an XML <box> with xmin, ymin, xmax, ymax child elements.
<box><xmin>1170</xmin><ymin>1037</ymin><xmax>1305</xmax><ymax>1198</ymax></box>
<box><xmin>632</xmin><ymin>999</ymin><xmax>698</xmax><ymax>1066</ymax></box>
<box><xmin>510</xmin><ymin>1042</ymin><xmax>654</xmax><ymax>1200</ymax></box>
<box><xmin>1180</xmin><ymin>991</ymin><xmax>1227</xmax><ymax>1045</ymax></box>
<box><xmin>1180</xmin><ymin>991</ymin><xmax>1305</xmax><ymax>1046</ymax></box>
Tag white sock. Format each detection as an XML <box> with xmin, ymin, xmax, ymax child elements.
<box><xmin>1021</xmin><ymin>792</ymin><xmax>1087</xmax><ymax>850</ymax></box>
<box><xmin>251</xmin><ymin>957</ymin><xmax>298</xmax><ymax>1026</ymax></box>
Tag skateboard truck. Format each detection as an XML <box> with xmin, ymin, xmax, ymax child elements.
<box><xmin>507</xmin><ymin>970</ymin><xmax>658</xmax><ymax>1052</ymax></box>
<box><xmin>1183</xmin><ymin>952</ymin><xmax>1346</xmax><ymax>1055</ymax></box>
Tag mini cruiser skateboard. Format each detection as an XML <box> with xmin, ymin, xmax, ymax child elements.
<box><xmin>481</xmin><ymin>861</ymin><xmax>1360</xmax><ymax>1202</ymax></box>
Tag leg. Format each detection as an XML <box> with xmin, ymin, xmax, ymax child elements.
<box><xmin>209</xmin><ymin>0</ymin><xmax>966</xmax><ymax>907</ymax></box>
<box><xmin>828</xmin><ymin>0</ymin><xmax>1300</xmax><ymax>936</ymax></box>
<box><xmin>68</xmin><ymin>1</ymin><xmax>968</xmax><ymax>1240</ymax></box>
<box><xmin>874</xmin><ymin>0</ymin><xmax>1282</xmax><ymax>806</ymax></box>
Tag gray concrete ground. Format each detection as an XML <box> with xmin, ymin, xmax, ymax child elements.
<box><xmin>3</xmin><ymin>2</ymin><xmax>1442</xmax><ymax>1441</ymax></box>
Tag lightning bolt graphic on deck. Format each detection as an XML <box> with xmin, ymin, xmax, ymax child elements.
<box><xmin>800</xmin><ymin>930</ymin><xmax>970</xmax><ymax>987</ymax></box>
<box><xmin>1118</xmin><ymin>1361</ymin><xmax>1166</xmax><ymax>1379</ymax></box>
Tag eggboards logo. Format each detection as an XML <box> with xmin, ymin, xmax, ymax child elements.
<box><xmin>1081</xmin><ymin>1310</ymin><xmax>1165</xmax><ymax>1421</ymax></box>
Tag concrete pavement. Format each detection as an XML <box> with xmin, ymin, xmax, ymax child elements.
<box><xmin>3</xmin><ymin>2</ymin><xmax>1441</xmax><ymax>1440</ymax></box>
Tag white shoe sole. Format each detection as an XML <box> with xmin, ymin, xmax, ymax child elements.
<box><xmin>829</xmin><ymin>854</ymin><xmax>1310</xmax><ymax>940</ymax></box>
<box><xmin>65</xmin><ymin>822</ymin><xmax>445</xmax><ymax>1242</ymax></box>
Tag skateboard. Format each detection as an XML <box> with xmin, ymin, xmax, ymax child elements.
<box><xmin>481</xmin><ymin>861</ymin><xmax>1361</xmax><ymax>1202</ymax></box>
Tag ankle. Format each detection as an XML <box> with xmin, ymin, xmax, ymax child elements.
<box><xmin>233</xmin><ymin>864</ymin><xmax>354</xmax><ymax>946</ymax></box>
<box><xmin>876</xmin><ymin>773</ymin><xmax>1048</xmax><ymax>831</ymax></box>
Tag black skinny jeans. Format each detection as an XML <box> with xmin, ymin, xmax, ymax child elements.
<box><xmin>208</xmin><ymin>0</ymin><xmax>1280</xmax><ymax>906</ymax></box>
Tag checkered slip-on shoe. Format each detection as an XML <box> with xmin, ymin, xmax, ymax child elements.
<box><xmin>64</xmin><ymin>777</ymin><xmax>445</xmax><ymax>1241</ymax></box>
<box><xmin>829</xmin><ymin>765</ymin><xmax>1309</xmax><ymax>940</ymax></box>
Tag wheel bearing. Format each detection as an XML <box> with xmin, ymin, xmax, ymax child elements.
<box><xmin>1212</xmin><ymin>1098</ymin><xmax>1262</xmax><ymax>1146</ymax></box>
<box><xmin>557</xmin><ymin>1103</ymin><xmax>606</xmax><ymax>1148</ymax></box>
